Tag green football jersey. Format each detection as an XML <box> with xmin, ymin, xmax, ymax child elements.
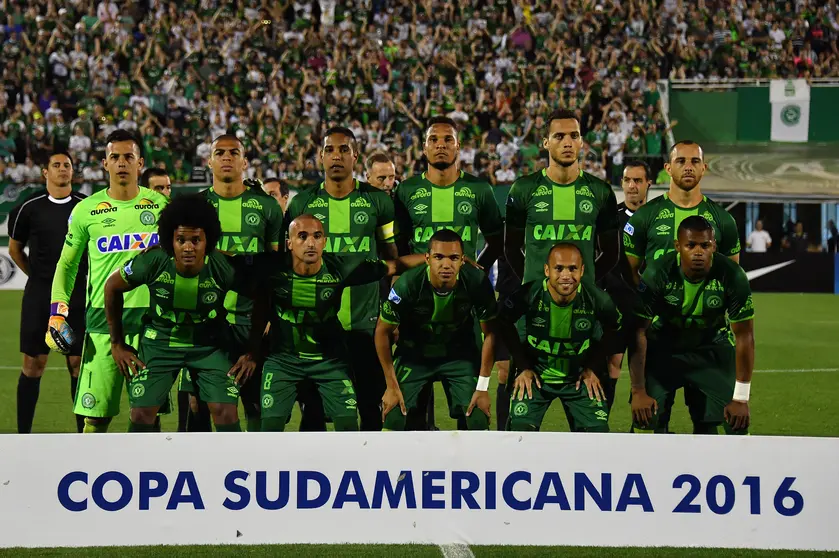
<box><xmin>499</xmin><ymin>280</ymin><xmax>621</xmax><ymax>384</ymax></box>
<box><xmin>203</xmin><ymin>187</ymin><xmax>283</xmax><ymax>326</ymax></box>
<box><xmin>119</xmin><ymin>247</ymin><xmax>246</xmax><ymax>347</ymax></box>
<box><xmin>395</xmin><ymin>171</ymin><xmax>504</xmax><ymax>258</ymax></box>
<box><xmin>258</xmin><ymin>252</ymin><xmax>389</xmax><ymax>361</ymax></box>
<box><xmin>623</xmin><ymin>194</ymin><xmax>741</xmax><ymax>264</ymax></box>
<box><xmin>51</xmin><ymin>187</ymin><xmax>168</xmax><ymax>334</ymax></box>
<box><xmin>506</xmin><ymin>169</ymin><xmax>618</xmax><ymax>283</ymax></box>
<box><xmin>379</xmin><ymin>263</ymin><xmax>497</xmax><ymax>361</ymax></box>
<box><xmin>285</xmin><ymin>181</ymin><xmax>396</xmax><ymax>331</ymax></box>
<box><xmin>636</xmin><ymin>251</ymin><xmax>754</xmax><ymax>352</ymax></box>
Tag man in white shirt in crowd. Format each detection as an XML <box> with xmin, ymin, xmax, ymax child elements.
<box><xmin>747</xmin><ymin>219</ymin><xmax>772</xmax><ymax>253</ymax></box>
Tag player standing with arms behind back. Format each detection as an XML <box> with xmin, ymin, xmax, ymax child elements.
<box><xmin>47</xmin><ymin>130</ymin><xmax>168</xmax><ymax>432</ymax></box>
<box><xmin>503</xmin><ymin>109</ymin><xmax>619</xmax><ymax>429</ymax></box>
<box><xmin>285</xmin><ymin>128</ymin><xmax>398</xmax><ymax>431</ymax></box>
<box><xmin>9</xmin><ymin>151</ymin><xmax>87</xmax><ymax>433</ymax></box>
<box><xmin>204</xmin><ymin>134</ymin><xmax>283</xmax><ymax>433</ymax></box>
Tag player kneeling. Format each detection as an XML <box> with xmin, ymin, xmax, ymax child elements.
<box><xmin>498</xmin><ymin>243</ymin><xmax>621</xmax><ymax>432</ymax></box>
<box><xmin>376</xmin><ymin>230</ymin><xmax>496</xmax><ymax>431</ymax></box>
<box><xmin>630</xmin><ymin>216</ymin><xmax>753</xmax><ymax>435</ymax></box>
<box><xmin>104</xmin><ymin>195</ymin><xmax>257</xmax><ymax>432</ymax></box>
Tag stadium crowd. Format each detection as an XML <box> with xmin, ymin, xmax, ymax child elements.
<box><xmin>1</xmin><ymin>0</ymin><xmax>837</xmax><ymax>191</ymax></box>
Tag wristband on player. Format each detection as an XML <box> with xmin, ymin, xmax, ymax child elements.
<box><xmin>50</xmin><ymin>302</ymin><xmax>70</xmax><ymax>318</ymax></box>
<box><xmin>476</xmin><ymin>376</ymin><xmax>490</xmax><ymax>392</ymax></box>
<box><xmin>733</xmin><ymin>381</ymin><xmax>751</xmax><ymax>402</ymax></box>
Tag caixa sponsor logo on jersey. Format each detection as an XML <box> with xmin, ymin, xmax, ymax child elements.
<box><xmin>90</xmin><ymin>202</ymin><xmax>118</xmax><ymax>216</ymax></box>
<box><xmin>97</xmin><ymin>232</ymin><xmax>160</xmax><ymax>253</ymax></box>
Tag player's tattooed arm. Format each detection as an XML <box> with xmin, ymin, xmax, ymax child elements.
<box><xmin>726</xmin><ymin>319</ymin><xmax>754</xmax><ymax>431</ymax></box>
<box><xmin>374</xmin><ymin>318</ymin><xmax>406</xmax><ymax>422</ymax></box>
<box><xmin>629</xmin><ymin>319</ymin><xmax>657</xmax><ymax>427</ymax></box>
<box><xmin>104</xmin><ymin>270</ymin><xmax>145</xmax><ymax>378</ymax></box>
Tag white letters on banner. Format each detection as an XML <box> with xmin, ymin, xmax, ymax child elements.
<box><xmin>0</xmin><ymin>432</ymin><xmax>837</xmax><ymax>550</ymax></box>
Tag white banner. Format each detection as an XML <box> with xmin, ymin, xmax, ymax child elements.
<box><xmin>0</xmin><ymin>246</ymin><xmax>28</xmax><ymax>290</ymax></box>
<box><xmin>770</xmin><ymin>79</ymin><xmax>810</xmax><ymax>142</ymax></box>
<box><xmin>0</xmin><ymin>433</ymin><xmax>838</xmax><ymax>550</ymax></box>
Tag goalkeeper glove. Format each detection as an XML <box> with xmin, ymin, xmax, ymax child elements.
<box><xmin>46</xmin><ymin>302</ymin><xmax>75</xmax><ymax>354</ymax></box>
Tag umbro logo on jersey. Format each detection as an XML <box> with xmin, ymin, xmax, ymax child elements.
<box><xmin>534</xmin><ymin>185</ymin><xmax>550</xmax><ymax>196</ymax></box>
<box><xmin>535</xmin><ymin>201</ymin><xmax>549</xmax><ymax>212</ymax></box>
<box><xmin>576</xmin><ymin>185</ymin><xmax>595</xmax><ymax>198</ymax></box>
<box><xmin>455</xmin><ymin>187</ymin><xmax>475</xmax><ymax>198</ymax></box>
<box><xmin>532</xmin><ymin>317</ymin><xmax>546</xmax><ymax>326</ymax></box>
<box><xmin>656</xmin><ymin>224</ymin><xmax>671</xmax><ymax>235</ymax></box>
<box><xmin>351</xmin><ymin>198</ymin><xmax>372</xmax><ymax>208</ymax></box>
<box><xmin>155</xmin><ymin>287</ymin><xmax>169</xmax><ymax>298</ymax></box>
<box><xmin>414</xmin><ymin>204</ymin><xmax>428</xmax><ymax>214</ymax></box>
<box><xmin>656</xmin><ymin>208</ymin><xmax>675</xmax><ymax>220</ymax></box>
<box><xmin>664</xmin><ymin>295</ymin><xmax>679</xmax><ymax>305</ymax></box>
<box><xmin>410</xmin><ymin>188</ymin><xmax>431</xmax><ymax>201</ymax></box>
<box><xmin>102</xmin><ymin>218</ymin><xmax>116</xmax><ymax>227</ymax></box>
<box><xmin>314</xmin><ymin>213</ymin><xmax>327</xmax><ymax>221</ymax></box>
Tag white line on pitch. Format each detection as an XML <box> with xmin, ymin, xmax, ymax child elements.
<box><xmin>439</xmin><ymin>544</ymin><xmax>475</xmax><ymax>558</ymax></box>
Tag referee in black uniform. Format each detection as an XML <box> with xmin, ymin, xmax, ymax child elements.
<box><xmin>8</xmin><ymin>151</ymin><xmax>87</xmax><ymax>433</ymax></box>
<box><xmin>600</xmin><ymin>159</ymin><xmax>651</xmax><ymax>408</ymax></box>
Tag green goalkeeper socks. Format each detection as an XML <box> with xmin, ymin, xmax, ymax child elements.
<box><xmin>215</xmin><ymin>421</ymin><xmax>242</xmax><ymax>433</ymax></box>
<box><xmin>128</xmin><ymin>421</ymin><xmax>157</xmax><ymax>433</ymax></box>
<box><xmin>246</xmin><ymin>418</ymin><xmax>261</xmax><ymax>433</ymax></box>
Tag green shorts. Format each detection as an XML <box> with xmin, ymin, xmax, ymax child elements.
<box><xmin>633</xmin><ymin>343</ymin><xmax>740</xmax><ymax>432</ymax></box>
<box><xmin>384</xmin><ymin>358</ymin><xmax>486</xmax><ymax>431</ymax></box>
<box><xmin>74</xmin><ymin>332</ymin><xmax>141</xmax><ymax>418</ymax></box>
<box><xmin>127</xmin><ymin>334</ymin><xmax>239</xmax><ymax>409</ymax></box>
<box><xmin>261</xmin><ymin>352</ymin><xmax>358</xmax><ymax>430</ymax></box>
<box><xmin>509</xmin><ymin>380</ymin><xmax>610</xmax><ymax>432</ymax></box>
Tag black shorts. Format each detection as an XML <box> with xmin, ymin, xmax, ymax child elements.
<box><xmin>493</xmin><ymin>258</ymin><xmax>518</xmax><ymax>362</ymax></box>
<box><xmin>599</xmin><ymin>272</ymin><xmax>640</xmax><ymax>357</ymax></box>
<box><xmin>20</xmin><ymin>280</ymin><xmax>85</xmax><ymax>357</ymax></box>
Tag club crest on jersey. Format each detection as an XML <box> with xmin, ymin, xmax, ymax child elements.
<box><xmin>624</xmin><ymin>223</ymin><xmax>634</xmax><ymax>235</ymax></box>
<box><xmin>320</xmin><ymin>288</ymin><xmax>334</xmax><ymax>301</ymax></box>
<box><xmin>410</xmin><ymin>188</ymin><xmax>431</xmax><ymax>201</ymax></box>
<box><xmin>576</xmin><ymin>185</ymin><xmax>595</xmax><ymax>198</ymax></box>
<box><xmin>388</xmin><ymin>288</ymin><xmax>402</xmax><ymax>304</ymax></box>
<box><xmin>354</xmin><ymin>212</ymin><xmax>369</xmax><ymax>225</ymax></box>
<box><xmin>242</xmin><ymin>198</ymin><xmax>263</xmax><ymax>210</ymax></box>
<box><xmin>656</xmin><ymin>208</ymin><xmax>675</xmax><ymax>220</ymax></box>
<box><xmin>202</xmin><ymin>292</ymin><xmax>218</xmax><ymax>304</ymax></box>
<box><xmin>534</xmin><ymin>185</ymin><xmax>550</xmax><ymax>197</ymax></box>
<box><xmin>140</xmin><ymin>211</ymin><xmax>156</xmax><ymax>225</ymax></box>
<box><xmin>455</xmin><ymin>187</ymin><xmax>474</xmax><ymax>198</ymax></box>
<box><xmin>579</xmin><ymin>200</ymin><xmax>593</xmax><ymax>214</ymax></box>
<box><xmin>351</xmin><ymin>197</ymin><xmax>372</xmax><ymax>208</ymax></box>
<box><xmin>457</xmin><ymin>201</ymin><xmax>472</xmax><ymax>215</ymax></box>
<box><xmin>705</xmin><ymin>295</ymin><xmax>722</xmax><ymax>308</ymax></box>
<box><xmin>96</xmin><ymin>232</ymin><xmax>159</xmax><ymax>253</ymax></box>
<box><xmin>90</xmin><ymin>201</ymin><xmax>117</xmax><ymax>216</ymax></box>
<box><xmin>575</xmin><ymin>318</ymin><xmax>592</xmax><ymax>331</ymax></box>
<box><xmin>245</xmin><ymin>212</ymin><xmax>261</xmax><ymax>226</ymax></box>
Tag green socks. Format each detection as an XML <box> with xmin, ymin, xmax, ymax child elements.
<box><xmin>215</xmin><ymin>421</ymin><xmax>242</xmax><ymax>433</ymax></box>
<box><xmin>128</xmin><ymin>421</ymin><xmax>157</xmax><ymax>433</ymax></box>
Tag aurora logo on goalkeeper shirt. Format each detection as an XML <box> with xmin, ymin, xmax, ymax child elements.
<box><xmin>96</xmin><ymin>232</ymin><xmax>160</xmax><ymax>253</ymax></box>
<box><xmin>90</xmin><ymin>202</ymin><xmax>117</xmax><ymax>216</ymax></box>
<box><xmin>134</xmin><ymin>198</ymin><xmax>159</xmax><ymax>210</ymax></box>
